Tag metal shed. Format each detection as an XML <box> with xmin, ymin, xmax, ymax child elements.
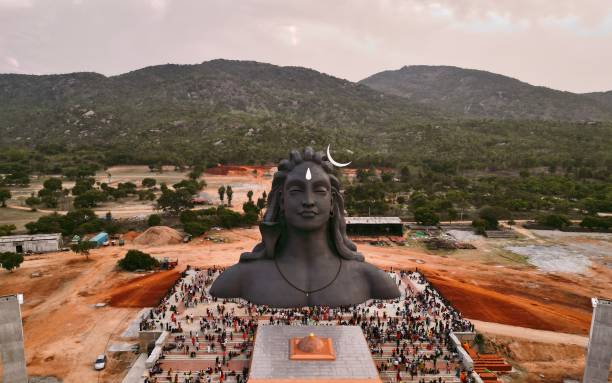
<box><xmin>345</xmin><ymin>217</ymin><xmax>404</xmax><ymax>236</ymax></box>
<box><xmin>0</xmin><ymin>234</ymin><xmax>62</xmax><ymax>254</ymax></box>
<box><xmin>88</xmin><ymin>232</ymin><xmax>109</xmax><ymax>247</ymax></box>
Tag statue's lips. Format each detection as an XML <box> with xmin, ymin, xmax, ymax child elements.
<box><xmin>299</xmin><ymin>211</ymin><xmax>318</xmax><ymax>218</ymax></box>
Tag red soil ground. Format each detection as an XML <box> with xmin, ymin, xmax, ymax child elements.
<box><xmin>424</xmin><ymin>270</ymin><xmax>593</xmax><ymax>334</ymax></box>
<box><xmin>106</xmin><ymin>269</ymin><xmax>181</xmax><ymax>308</ymax></box>
<box><xmin>204</xmin><ymin>165</ymin><xmax>270</xmax><ymax>176</ymax></box>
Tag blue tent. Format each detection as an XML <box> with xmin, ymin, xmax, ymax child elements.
<box><xmin>89</xmin><ymin>232</ymin><xmax>109</xmax><ymax>247</ymax></box>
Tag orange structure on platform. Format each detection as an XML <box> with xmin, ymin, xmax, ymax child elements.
<box><xmin>289</xmin><ymin>333</ymin><xmax>336</xmax><ymax>361</ymax></box>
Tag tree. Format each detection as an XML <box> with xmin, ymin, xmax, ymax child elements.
<box><xmin>188</xmin><ymin>165</ymin><xmax>204</xmax><ymax>180</ymax></box>
<box><xmin>409</xmin><ymin>192</ymin><xmax>429</xmax><ymax>210</ymax></box>
<box><xmin>148</xmin><ymin>214</ymin><xmax>162</xmax><ymax>227</ymax></box>
<box><xmin>25</xmin><ymin>195</ymin><xmax>41</xmax><ymax>211</ymax></box>
<box><xmin>173</xmin><ymin>179</ymin><xmax>203</xmax><ymax>195</ymax></box>
<box><xmin>41</xmin><ymin>195</ymin><xmax>58</xmax><ymax>208</ymax></box>
<box><xmin>447</xmin><ymin>208</ymin><xmax>458</xmax><ymax>224</ymax></box>
<box><xmin>381</xmin><ymin>171</ymin><xmax>394</xmax><ymax>183</ymax></box>
<box><xmin>118</xmin><ymin>250</ymin><xmax>159</xmax><ymax>271</ymax></box>
<box><xmin>256</xmin><ymin>196</ymin><xmax>266</xmax><ymax>216</ymax></box>
<box><xmin>400</xmin><ymin>166</ymin><xmax>411</xmax><ymax>183</ymax></box>
<box><xmin>72</xmin><ymin>178</ymin><xmax>95</xmax><ymax>195</ymax></box>
<box><xmin>0</xmin><ymin>252</ymin><xmax>24</xmax><ymax>272</ymax></box>
<box><xmin>141</xmin><ymin>177</ymin><xmax>157</xmax><ymax>188</ymax></box>
<box><xmin>43</xmin><ymin>177</ymin><xmax>62</xmax><ymax>192</ymax></box>
<box><xmin>478</xmin><ymin>206</ymin><xmax>510</xmax><ymax>230</ymax></box>
<box><xmin>138</xmin><ymin>189</ymin><xmax>156</xmax><ymax>201</ymax></box>
<box><xmin>247</xmin><ymin>190</ymin><xmax>254</xmax><ymax>203</ymax></box>
<box><xmin>580</xmin><ymin>216</ymin><xmax>611</xmax><ymax>230</ymax></box>
<box><xmin>74</xmin><ymin>190</ymin><xmax>107</xmax><ymax>208</ymax></box>
<box><xmin>218</xmin><ymin>185</ymin><xmax>226</xmax><ymax>203</ymax></box>
<box><xmin>71</xmin><ymin>241</ymin><xmax>95</xmax><ymax>260</ymax></box>
<box><xmin>0</xmin><ymin>188</ymin><xmax>11</xmax><ymax>207</ymax></box>
<box><xmin>472</xmin><ymin>218</ymin><xmax>487</xmax><ymax>235</ymax></box>
<box><xmin>0</xmin><ymin>224</ymin><xmax>16</xmax><ymax>236</ymax></box>
<box><xmin>26</xmin><ymin>214</ymin><xmax>64</xmax><ymax>235</ymax></box>
<box><xmin>536</xmin><ymin>214</ymin><xmax>571</xmax><ymax>229</ymax></box>
<box><xmin>474</xmin><ymin>333</ymin><xmax>485</xmax><ymax>353</ymax></box>
<box><xmin>226</xmin><ymin>185</ymin><xmax>233</xmax><ymax>206</ymax></box>
<box><xmin>157</xmin><ymin>188</ymin><xmax>194</xmax><ymax>214</ymax></box>
<box><xmin>414</xmin><ymin>208</ymin><xmax>440</xmax><ymax>226</ymax></box>
<box><xmin>242</xmin><ymin>201</ymin><xmax>260</xmax><ymax>225</ymax></box>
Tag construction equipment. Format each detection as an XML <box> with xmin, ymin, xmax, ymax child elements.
<box><xmin>159</xmin><ymin>257</ymin><xmax>178</xmax><ymax>270</ymax></box>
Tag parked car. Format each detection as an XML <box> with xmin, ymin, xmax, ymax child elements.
<box><xmin>94</xmin><ymin>354</ymin><xmax>106</xmax><ymax>370</ymax></box>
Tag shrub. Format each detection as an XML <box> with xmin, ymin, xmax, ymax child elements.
<box><xmin>580</xmin><ymin>216</ymin><xmax>612</xmax><ymax>230</ymax></box>
<box><xmin>472</xmin><ymin>218</ymin><xmax>487</xmax><ymax>235</ymax></box>
<box><xmin>478</xmin><ymin>206</ymin><xmax>511</xmax><ymax>230</ymax></box>
<box><xmin>183</xmin><ymin>221</ymin><xmax>211</xmax><ymax>236</ymax></box>
<box><xmin>117</xmin><ymin>250</ymin><xmax>159</xmax><ymax>271</ymax></box>
<box><xmin>0</xmin><ymin>224</ymin><xmax>16</xmax><ymax>236</ymax></box>
<box><xmin>414</xmin><ymin>207</ymin><xmax>440</xmax><ymax>226</ymax></box>
<box><xmin>0</xmin><ymin>252</ymin><xmax>24</xmax><ymax>272</ymax></box>
<box><xmin>142</xmin><ymin>177</ymin><xmax>157</xmax><ymax>188</ymax></box>
<box><xmin>147</xmin><ymin>214</ymin><xmax>162</xmax><ymax>227</ymax></box>
<box><xmin>536</xmin><ymin>214</ymin><xmax>571</xmax><ymax>229</ymax></box>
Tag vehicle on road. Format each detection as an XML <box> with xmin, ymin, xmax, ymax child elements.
<box><xmin>94</xmin><ymin>354</ymin><xmax>106</xmax><ymax>370</ymax></box>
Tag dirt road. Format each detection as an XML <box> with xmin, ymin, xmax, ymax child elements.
<box><xmin>470</xmin><ymin>319</ymin><xmax>588</xmax><ymax>347</ymax></box>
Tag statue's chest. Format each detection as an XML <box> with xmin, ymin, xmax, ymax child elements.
<box><xmin>244</xmin><ymin>263</ymin><xmax>368</xmax><ymax>308</ymax></box>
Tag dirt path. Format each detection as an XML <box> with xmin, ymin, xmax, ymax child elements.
<box><xmin>470</xmin><ymin>319</ymin><xmax>588</xmax><ymax>347</ymax></box>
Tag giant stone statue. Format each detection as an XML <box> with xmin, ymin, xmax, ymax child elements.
<box><xmin>210</xmin><ymin>147</ymin><xmax>400</xmax><ymax>308</ymax></box>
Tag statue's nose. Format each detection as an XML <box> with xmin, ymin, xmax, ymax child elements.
<box><xmin>303</xmin><ymin>190</ymin><xmax>315</xmax><ymax>207</ymax></box>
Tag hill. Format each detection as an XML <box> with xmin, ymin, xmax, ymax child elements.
<box><xmin>583</xmin><ymin>90</ymin><xmax>612</xmax><ymax>108</ymax></box>
<box><xmin>360</xmin><ymin>65</ymin><xmax>612</xmax><ymax>121</ymax></box>
<box><xmin>0</xmin><ymin>60</ymin><xmax>611</xmax><ymax>176</ymax></box>
<box><xmin>0</xmin><ymin>59</ymin><xmax>435</xmax><ymax>165</ymax></box>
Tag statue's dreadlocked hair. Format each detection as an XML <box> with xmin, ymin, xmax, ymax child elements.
<box><xmin>239</xmin><ymin>147</ymin><xmax>364</xmax><ymax>262</ymax></box>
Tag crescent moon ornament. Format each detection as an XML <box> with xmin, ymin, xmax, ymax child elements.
<box><xmin>326</xmin><ymin>144</ymin><xmax>352</xmax><ymax>167</ymax></box>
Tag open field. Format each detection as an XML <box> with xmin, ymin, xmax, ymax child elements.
<box><xmin>3</xmin><ymin>165</ymin><xmax>275</xmax><ymax>225</ymax></box>
<box><xmin>0</xmin><ymin>207</ymin><xmax>46</xmax><ymax>231</ymax></box>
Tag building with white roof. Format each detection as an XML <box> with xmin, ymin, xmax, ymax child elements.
<box><xmin>0</xmin><ymin>234</ymin><xmax>62</xmax><ymax>254</ymax></box>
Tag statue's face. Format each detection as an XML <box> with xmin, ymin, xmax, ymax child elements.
<box><xmin>282</xmin><ymin>162</ymin><xmax>332</xmax><ymax>232</ymax></box>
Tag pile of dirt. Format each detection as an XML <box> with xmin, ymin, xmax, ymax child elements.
<box><xmin>133</xmin><ymin>226</ymin><xmax>183</xmax><ymax>246</ymax></box>
<box><xmin>122</xmin><ymin>231</ymin><xmax>140</xmax><ymax>241</ymax></box>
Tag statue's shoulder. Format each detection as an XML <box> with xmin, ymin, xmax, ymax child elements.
<box><xmin>210</xmin><ymin>263</ymin><xmax>246</xmax><ymax>298</ymax></box>
<box><xmin>358</xmin><ymin>262</ymin><xmax>401</xmax><ymax>300</ymax></box>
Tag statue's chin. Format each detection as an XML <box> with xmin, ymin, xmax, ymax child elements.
<box><xmin>285</xmin><ymin>216</ymin><xmax>328</xmax><ymax>232</ymax></box>
<box><xmin>288</xmin><ymin>222</ymin><xmax>325</xmax><ymax>232</ymax></box>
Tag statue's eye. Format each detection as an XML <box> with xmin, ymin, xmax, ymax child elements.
<box><xmin>289</xmin><ymin>187</ymin><xmax>303</xmax><ymax>194</ymax></box>
<box><xmin>315</xmin><ymin>187</ymin><xmax>327</xmax><ymax>194</ymax></box>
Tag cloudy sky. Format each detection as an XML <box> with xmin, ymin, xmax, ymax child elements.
<box><xmin>1</xmin><ymin>0</ymin><xmax>612</xmax><ymax>93</ymax></box>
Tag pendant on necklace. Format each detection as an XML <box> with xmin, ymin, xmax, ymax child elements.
<box><xmin>305</xmin><ymin>293</ymin><xmax>309</xmax><ymax>297</ymax></box>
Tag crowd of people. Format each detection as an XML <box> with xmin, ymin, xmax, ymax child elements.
<box><xmin>141</xmin><ymin>267</ymin><xmax>476</xmax><ymax>383</ymax></box>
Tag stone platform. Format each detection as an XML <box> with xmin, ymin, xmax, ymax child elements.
<box><xmin>249</xmin><ymin>325</ymin><xmax>381</xmax><ymax>383</ymax></box>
